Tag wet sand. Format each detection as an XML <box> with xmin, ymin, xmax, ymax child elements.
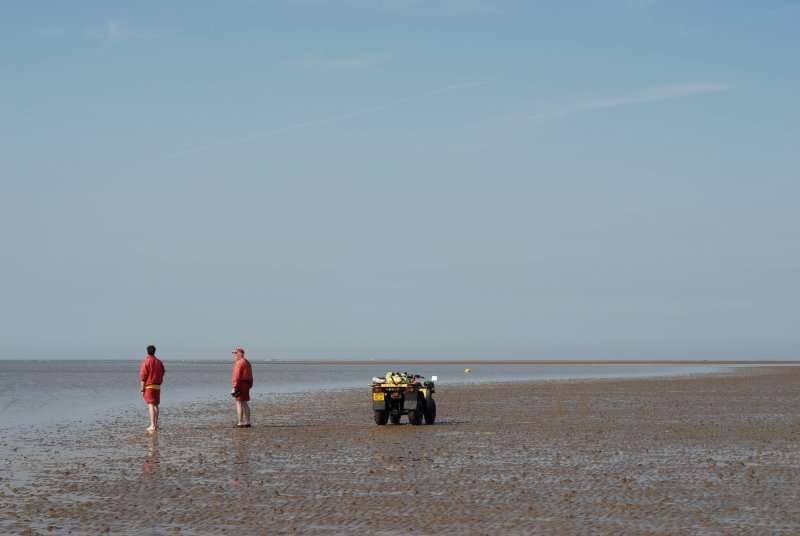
<box><xmin>2</xmin><ymin>366</ymin><xmax>799</xmax><ymax>535</ymax></box>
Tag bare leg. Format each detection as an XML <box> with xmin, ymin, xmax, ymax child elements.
<box><xmin>147</xmin><ymin>404</ymin><xmax>159</xmax><ymax>431</ymax></box>
<box><xmin>236</xmin><ymin>401</ymin><xmax>244</xmax><ymax>426</ymax></box>
<box><xmin>242</xmin><ymin>401</ymin><xmax>250</xmax><ymax>426</ymax></box>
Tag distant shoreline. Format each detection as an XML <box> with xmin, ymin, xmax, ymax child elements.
<box><xmin>259</xmin><ymin>359</ymin><xmax>800</xmax><ymax>365</ymax></box>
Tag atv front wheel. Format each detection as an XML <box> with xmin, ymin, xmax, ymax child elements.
<box><xmin>424</xmin><ymin>399</ymin><xmax>436</xmax><ymax>425</ymax></box>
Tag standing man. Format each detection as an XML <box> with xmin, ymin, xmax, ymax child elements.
<box><xmin>140</xmin><ymin>345</ymin><xmax>166</xmax><ymax>432</ymax></box>
<box><xmin>231</xmin><ymin>347</ymin><xmax>253</xmax><ymax>428</ymax></box>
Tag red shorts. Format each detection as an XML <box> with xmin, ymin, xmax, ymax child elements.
<box><xmin>143</xmin><ymin>388</ymin><xmax>161</xmax><ymax>405</ymax></box>
<box><xmin>235</xmin><ymin>384</ymin><xmax>250</xmax><ymax>402</ymax></box>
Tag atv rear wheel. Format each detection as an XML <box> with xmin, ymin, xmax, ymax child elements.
<box><xmin>407</xmin><ymin>397</ymin><xmax>423</xmax><ymax>425</ymax></box>
<box><xmin>424</xmin><ymin>398</ymin><xmax>436</xmax><ymax>425</ymax></box>
<box><xmin>373</xmin><ymin>410</ymin><xmax>389</xmax><ymax>425</ymax></box>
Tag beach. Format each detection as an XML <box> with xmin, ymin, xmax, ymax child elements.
<box><xmin>2</xmin><ymin>366</ymin><xmax>799</xmax><ymax>535</ymax></box>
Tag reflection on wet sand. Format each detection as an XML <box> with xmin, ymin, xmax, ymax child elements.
<box><xmin>141</xmin><ymin>433</ymin><xmax>159</xmax><ymax>483</ymax></box>
<box><xmin>230</xmin><ymin>431</ymin><xmax>253</xmax><ymax>488</ymax></box>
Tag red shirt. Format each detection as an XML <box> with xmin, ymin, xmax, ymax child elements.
<box><xmin>140</xmin><ymin>355</ymin><xmax>165</xmax><ymax>385</ymax></box>
<box><xmin>232</xmin><ymin>358</ymin><xmax>253</xmax><ymax>388</ymax></box>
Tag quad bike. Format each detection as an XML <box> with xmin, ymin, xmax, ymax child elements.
<box><xmin>371</xmin><ymin>372</ymin><xmax>437</xmax><ymax>425</ymax></box>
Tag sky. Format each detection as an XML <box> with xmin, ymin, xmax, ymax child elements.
<box><xmin>1</xmin><ymin>0</ymin><xmax>798</xmax><ymax>360</ymax></box>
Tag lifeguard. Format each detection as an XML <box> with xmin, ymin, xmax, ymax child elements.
<box><xmin>140</xmin><ymin>345</ymin><xmax>165</xmax><ymax>432</ymax></box>
<box><xmin>231</xmin><ymin>347</ymin><xmax>254</xmax><ymax>428</ymax></box>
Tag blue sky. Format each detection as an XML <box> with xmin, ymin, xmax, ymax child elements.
<box><xmin>1</xmin><ymin>0</ymin><xmax>798</xmax><ymax>360</ymax></box>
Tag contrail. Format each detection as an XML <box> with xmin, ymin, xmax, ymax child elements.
<box><xmin>531</xmin><ymin>81</ymin><xmax>737</xmax><ymax>120</ymax></box>
<box><xmin>164</xmin><ymin>79</ymin><xmax>495</xmax><ymax>159</ymax></box>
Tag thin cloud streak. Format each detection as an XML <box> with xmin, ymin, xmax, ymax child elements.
<box><xmin>164</xmin><ymin>79</ymin><xmax>495</xmax><ymax>159</ymax></box>
<box><xmin>294</xmin><ymin>52</ymin><xmax>392</xmax><ymax>69</ymax></box>
<box><xmin>534</xmin><ymin>81</ymin><xmax>737</xmax><ymax>119</ymax></box>
<box><xmin>85</xmin><ymin>19</ymin><xmax>124</xmax><ymax>46</ymax></box>
<box><xmin>291</xmin><ymin>0</ymin><xmax>503</xmax><ymax>15</ymax></box>
<box><xmin>618</xmin><ymin>3</ymin><xmax>800</xmax><ymax>53</ymax></box>
<box><xmin>35</xmin><ymin>28</ymin><xmax>66</xmax><ymax>37</ymax></box>
<box><xmin>86</xmin><ymin>19</ymin><xmax>176</xmax><ymax>46</ymax></box>
<box><xmin>747</xmin><ymin>3</ymin><xmax>800</xmax><ymax>20</ymax></box>
<box><xmin>627</xmin><ymin>0</ymin><xmax>667</xmax><ymax>10</ymax></box>
<box><xmin>428</xmin><ymin>81</ymin><xmax>738</xmax><ymax>154</ymax></box>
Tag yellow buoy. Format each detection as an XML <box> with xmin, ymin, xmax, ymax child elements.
<box><xmin>465</xmin><ymin>368</ymin><xmax>471</xmax><ymax>373</ymax></box>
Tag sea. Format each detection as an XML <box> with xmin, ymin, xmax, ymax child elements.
<box><xmin>0</xmin><ymin>359</ymin><xmax>759</xmax><ymax>431</ymax></box>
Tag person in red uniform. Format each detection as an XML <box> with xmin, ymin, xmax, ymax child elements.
<box><xmin>231</xmin><ymin>347</ymin><xmax>253</xmax><ymax>428</ymax></box>
<box><xmin>140</xmin><ymin>345</ymin><xmax>166</xmax><ymax>432</ymax></box>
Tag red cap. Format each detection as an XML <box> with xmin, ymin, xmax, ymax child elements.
<box><xmin>232</xmin><ymin>347</ymin><xmax>245</xmax><ymax>355</ymax></box>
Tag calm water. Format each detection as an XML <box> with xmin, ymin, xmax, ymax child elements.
<box><xmin>0</xmin><ymin>360</ymin><xmax>740</xmax><ymax>429</ymax></box>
